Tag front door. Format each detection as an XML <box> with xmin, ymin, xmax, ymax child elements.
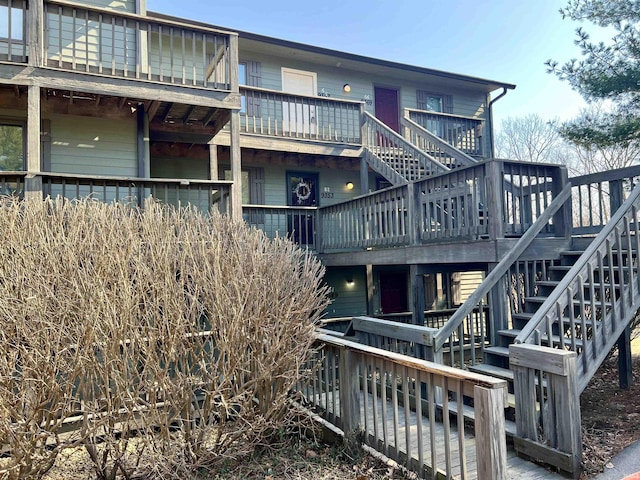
<box><xmin>282</xmin><ymin>68</ymin><xmax>317</xmax><ymax>136</ymax></box>
<box><xmin>374</xmin><ymin>86</ymin><xmax>400</xmax><ymax>133</ymax></box>
<box><xmin>287</xmin><ymin>172</ymin><xmax>318</xmax><ymax>245</ymax></box>
<box><xmin>379</xmin><ymin>271</ymin><xmax>408</xmax><ymax>314</ymax></box>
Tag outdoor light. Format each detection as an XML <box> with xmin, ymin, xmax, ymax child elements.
<box><xmin>346</xmin><ymin>181</ymin><xmax>354</xmax><ymax>190</ymax></box>
<box><xmin>346</xmin><ymin>277</ymin><xmax>354</xmax><ymax>286</ymax></box>
<box><xmin>343</xmin><ymin>84</ymin><xmax>351</xmax><ymax>93</ymax></box>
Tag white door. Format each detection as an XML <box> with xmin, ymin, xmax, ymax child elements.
<box><xmin>281</xmin><ymin>67</ymin><xmax>317</xmax><ymax>136</ymax></box>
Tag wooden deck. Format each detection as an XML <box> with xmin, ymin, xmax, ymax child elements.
<box><xmin>313</xmin><ymin>391</ymin><xmax>562</xmax><ymax>480</ymax></box>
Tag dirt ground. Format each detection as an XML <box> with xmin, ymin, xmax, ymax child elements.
<box><xmin>580</xmin><ymin>338</ymin><xmax>640</xmax><ymax>478</ymax></box>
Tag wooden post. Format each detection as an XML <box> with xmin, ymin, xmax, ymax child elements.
<box><xmin>406</xmin><ymin>182</ymin><xmax>421</xmax><ymax>245</ymax></box>
<box><xmin>552</xmin><ymin>166</ymin><xmax>571</xmax><ymax>238</ymax></box>
<box><xmin>609</xmin><ymin>179</ymin><xmax>633</xmax><ymax>389</ymax></box>
<box><xmin>360</xmin><ymin>156</ymin><xmax>369</xmax><ymax>195</ymax></box>
<box><xmin>209</xmin><ymin>142</ymin><xmax>219</xmax><ymax>181</ymax></box>
<box><xmin>338</xmin><ymin>348</ymin><xmax>360</xmax><ymax>434</ymax></box>
<box><xmin>229</xmin><ymin>110</ymin><xmax>242</xmax><ymax>220</ymax></box>
<box><xmin>474</xmin><ymin>384</ymin><xmax>507</xmax><ymax>480</ymax></box>
<box><xmin>510</xmin><ymin>344</ymin><xmax>582</xmax><ymax>476</ymax></box>
<box><xmin>488</xmin><ymin>264</ymin><xmax>508</xmax><ymax>345</ymax></box>
<box><xmin>486</xmin><ymin>160</ymin><xmax>504</xmax><ymax>241</ymax></box>
<box><xmin>25</xmin><ymin>85</ymin><xmax>42</xmax><ymax>201</ymax></box>
<box><xmin>365</xmin><ymin>265</ymin><xmax>374</xmax><ymax>315</ymax></box>
<box><xmin>28</xmin><ymin>0</ymin><xmax>43</xmax><ymax>68</ymax></box>
<box><xmin>618</xmin><ymin>325</ymin><xmax>633</xmax><ymax>389</ymax></box>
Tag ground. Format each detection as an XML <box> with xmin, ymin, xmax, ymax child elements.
<box><xmin>580</xmin><ymin>351</ymin><xmax>640</xmax><ymax>478</ymax></box>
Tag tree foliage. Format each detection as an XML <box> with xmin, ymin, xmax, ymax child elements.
<box><xmin>546</xmin><ymin>0</ymin><xmax>640</xmax><ymax>146</ymax></box>
<box><xmin>495</xmin><ymin>114</ymin><xmax>564</xmax><ymax>163</ymax></box>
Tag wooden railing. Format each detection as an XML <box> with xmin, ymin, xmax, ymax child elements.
<box><xmin>405</xmin><ymin>108</ymin><xmax>485</xmax><ymax>157</ymax></box>
<box><xmin>242</xmin><ymin>204</ymin><xmax>318</xmax><ymax>249</ymax></box>
<box><xmin>239</xmin><ymin>86</ymin><xmax>362</xmax><ymax>143</ymax></box>
<box><xmin>515</xmin><ymin>180</ymin><xmax>640</xmax><ymax>393</ymax></box>
<box><xmin>401</xmin><ymin>114</ymin><xmax>477</xmax><ymax>169</ymax></box>
<box><xmin>362</xmin><ymin>112</ymin><xmax>448</xmax><ymax>184</ymax></box>
<box><xmin>318</xmin><ymin>160</ymin><xmax>568</xmax><ymax>252</ymax></box>
<box><xmin>302</xmin><ymin>333</ymin><xmax>508</xmax><ymax>479</ymax></box>
<box><xmin>32</xmin><ymin>0</ymin><xmax>237</xmax><ymax>90</ymax></box>
<box><xmin>319</xmin><ymin>183</ymin><xmax>411</xmax><ymax>250</ymax></box>
<box><xmin>0</xmin><ymin>171</ymin><xmax>26</xmax><ymax>196</ymax></box>
<box><xmin>38</xmin><ymin>172</ymin><xmax>232</xmax><ymax>213</ymax></box>
<box><xmin>432</xmin><ymin>186</ymin><xmax>573</xmax><ymax>366</ymax></box>
<box><xmin>0</xmin><ymin>0</ymin><xmax>27</xmax><ymax>62</ymax></box>
<box><xmin>571</xmin><ymin>166</ymin><xmax>640</xmax><ymax>236</ymax></box>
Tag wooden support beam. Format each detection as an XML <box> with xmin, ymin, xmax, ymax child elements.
<box><xmin>147</xmin><ymin>100</ymin><xmax>161</xmax><ymax>121</ymax></box>
<box><xmin>182</xmin><ymin>105</ymin><xmax>196</xmax><ymax>124</ymax></box>
<box><xmin>25</xmin><ymin>85</ymin><xmax>42</xmax><ymax>201</ymax></box>
<box><xmin>201</xmin><ymin>108</ymin><xmax>216</xmax><ymax>127</ymax></box>
<box><xmin>617</xmin><ymin>326</ymin><xmax>633</xmax><ymax>390</ymax></box>
<box><xmin>366</xmin><ymin>264</ymin><xmax>374</xmax><ymax>315</ymax></box>
<box><xmin>209</xmin><ymin>142</ymin><xmax>219</xmax><ymax>181</ymax></box>
<box><xmin>360</xmin><ymin>156</ymin><xmax>369</xmax><ymax>195</ymax></box>
<box><xmin>229</xmin><ymin>109</ymin><xmax>242</xmax><ymax>220</ymax></box>
<box><xmin>160</xmin><ymin>103</ymin><xmax>173</xmax><ymax>123</ymax></box>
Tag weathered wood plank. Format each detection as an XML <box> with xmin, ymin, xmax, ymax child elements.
<box><xmin>474</xmin><ymin>385</ymin><xmax>507</xmax><ymax>480</ymax></box>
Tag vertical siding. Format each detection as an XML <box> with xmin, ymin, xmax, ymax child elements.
<box><xmin>49</xmin><ymin>114</ymin><xmax>137</xmax><ymax>176</ymax></box>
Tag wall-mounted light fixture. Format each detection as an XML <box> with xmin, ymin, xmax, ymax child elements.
<box><xmin>346</xmin><ymin>181</ymin><xmax>354</xmax><ymax>190</ymax></box>
<box><xmin>346</xmin><ymin>277</ymin><xmax>354</xmax><ymax>287</ymax></box>
<box><xmin>343</xmin><ymin>84</ymin><xmax>351</xmax><ymax>93</ymax></box>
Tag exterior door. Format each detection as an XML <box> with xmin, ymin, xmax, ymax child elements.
<box><xmin>287</xmin><ymin>172</ymin><xmax>318</xmax><ymax>245</ymax></box>
<box><xmin>379</xmin><ymin>271</ymin><xmax>408</xmax><ymax>314</ymax></box>
<box><xmin>282</xmin><ymin>68</ymin><xmax>317</xmax><ymax>136</ymax></box>
<box><xmin>374</xmin><ymin>86</ymin><xmax>400</xmax><ymax>133</ymax></box>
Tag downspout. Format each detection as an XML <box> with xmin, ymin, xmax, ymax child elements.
<box><xmin>487</xmin><ymin>87</ymin><xmax>510</xmax><ymax>158</ymax></box>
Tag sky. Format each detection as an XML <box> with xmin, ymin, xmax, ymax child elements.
<box><xmin>148</xmin><ymin>0</ymin><xmax>612</xmax><ymax>129</ymax></box>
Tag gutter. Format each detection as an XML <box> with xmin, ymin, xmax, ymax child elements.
<box><xmin>487</xmin><ymin>87</ymin><xmax>513</xmax><ymax>158</ymax></box>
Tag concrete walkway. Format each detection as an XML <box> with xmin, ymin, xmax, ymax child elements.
<box><xmin>593</xmin><ymin>439</ymin><xmax>640</xmax><ymax>479</ymax></box>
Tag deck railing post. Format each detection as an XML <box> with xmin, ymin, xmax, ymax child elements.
<box><xmin>406</xmin><ymin>182</ymin><xmax>421</xmax><ymax>245</ymax></box>
<box><xmin>486</xmin><ymin>160</ymin><xmax>504</xmax><ymax>240</ymax></box>
<box><xmin>28</xmin><ymin>0</ymin><xmax>43</xmax><ymax>67</ymax></box>
<box><xmin>552</xmin><ymin>166</ymin><xmax>571</xmax><ymax>238</ymax></box>
<box><xmin>338</xmin><ymin>347</ymin><xmax>360</xmax><ymax>434</ymax></box>
<box><xmin>510</xmin><ymin>344</ymin><xmax>582</xmax><ymax>477</ymax></box>
<box><xmin>474</xmin><ymin>383</ymin><xmax>507</xmax><ymax>480</ymax></box>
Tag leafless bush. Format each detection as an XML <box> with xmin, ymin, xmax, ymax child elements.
<box><xmin>0</xmin><ymin>198</ymin><xmax>329</xmax><ymax>479</ymax></box>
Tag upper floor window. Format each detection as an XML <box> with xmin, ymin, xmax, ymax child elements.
<box><xmin>0</xmin><ymin>4</ymin><xmax>24</xmax><ymax>42</ymax></box>
<box><xmin>0</xmin><ymin>123</ymin><xmax>23</xmax><ymax>171</ymax></box>
<box><xmin>417</xmin><ymin>90</ymin><xmax>452</xmax><ymax>114</ymax></box>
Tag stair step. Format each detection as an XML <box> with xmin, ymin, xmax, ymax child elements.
<box><xmin>484</xmin><ymin>346</ymin><xmax>510</xmax><ymax>358</ymax></box>
<box><xmin>525</xmin><ymin>296</ymin><xmax>612</xmax><ymax>309</ymax></box>
<box><xmin>497</xmin><ymin>329</ymin><xmax>520</xmax><ymax>338</ymax></box>
<box><xmin>469</xmin><ymin>363</ymin><xmax>514</xmax><ymax>382</ymax></box>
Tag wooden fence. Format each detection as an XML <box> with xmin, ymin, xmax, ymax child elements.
<box><xmin>302</xmin><ymin>333</ymin><xmax>508</xmax><ymax>479</ymax></box>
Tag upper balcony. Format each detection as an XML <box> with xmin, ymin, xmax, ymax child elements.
<box><xmin>0</xmin><ymin>0</ymin><xmax>239</xmax><ymax>109</ymax></box>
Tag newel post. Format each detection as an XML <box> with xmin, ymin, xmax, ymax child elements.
<box><xmin>474</xmin><ymin>383</ymin><xmax>507</xmax><ymax>480</ymax></box>
<box><xmin>338</xmin><ymin>347</ymin><xmax>360</xmax><ymax>434</ymax></box>
<box><xmin>485</xmin><ymin>160</ymin><xmax>504</xmax><ymax>241</ymax></box>
<box><xmin>510</xmin><ymin>344</ymin><xmax>582</xmax><ymax>477</ymax></box>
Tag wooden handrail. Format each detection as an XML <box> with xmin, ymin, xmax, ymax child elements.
<box><xmin>318</xmin><ymin>332</ymin><xmax>506</xmax><ymax>391</ymax></box>
<box><xmin>434</xmin><ymin>184</ymin><xmax>573</xmax><ymax>351</ymax></box>
<box><xmin>46</xmin><ymin>0</ymin><xmax>238</xmax><ymax>37</ymax></box>
<box><xmin>39</xmin><ymin>172</ymin><xmax>233</xmax><ymax>187</ymax></box>
<box><xmin>401</xmin><ymin>115</ymin><xmax>477</xmax><ymax>166</ymax></box>
<box><xmin>240</xmin><ymin>85</ymin><xmax>366</xmax><ymax>106</ymax></box>
<box><xmin>515</xmin><ymin>180</ymin><xmax>640</xmax><ymax>347</ymax></box>
<box><xmin>404</xmin><ymin>107</ymin><xmax>485</xmax><ymax>123</ymax></box>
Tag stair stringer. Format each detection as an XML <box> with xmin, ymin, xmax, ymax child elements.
<box><xmin>361</xmin><ymin>148</ymin><xmax>406</xmax><ymax>186</ymax></box>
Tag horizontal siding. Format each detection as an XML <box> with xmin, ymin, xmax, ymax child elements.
<box><xmin>50</xmin><ymin>114</ymin><xmax>137</xmax><ymax>176</ymax></box>
<box><xmin>259</xmin><ymin>163</ymin><xmax>360</xmax><ymax>207</ymax></box>
<box><xmin>324</xmin><ymin>267</ymin><xmax>367</xmax><ymax>319</ymax></box>
<box><xmin>243</xmin><ymin>52</ymin><xmax>487</xmax><ymax>120</ymax></box>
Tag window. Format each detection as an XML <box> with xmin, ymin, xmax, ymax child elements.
<box><xmin>224</xmin><ymin>169</ymin><xmax>250</xmax><ymax>204</ymax></box>
<box><xmin>0</xmin><ymin>124</ymin><xmax>23</xmax><ymax>171</ymax></box>
<box><xmin>0</xmin><ymin>5</ymin><xmax>24</xmax><ymax>42</ymax></box>
<box><xmin>416</xmin><ymin>90</ymin><xmax>452</xmax><ymax>114</ymax></box>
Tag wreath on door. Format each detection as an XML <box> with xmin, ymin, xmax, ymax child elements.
<box><xmin>294</xmin><ymin>180</ymin><xmax>312</xmax><ymax>204</ymax></box>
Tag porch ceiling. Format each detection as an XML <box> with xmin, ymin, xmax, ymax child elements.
<box><xmin>0</xmin><ymin>86</ymin><xmax>228</xmax><ymax>139</ymax></box>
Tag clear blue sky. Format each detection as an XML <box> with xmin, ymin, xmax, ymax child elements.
<box><xmin>148</xmin><ymin>0</ymin><xmax>610</xmax><ymax>128</ymax></box>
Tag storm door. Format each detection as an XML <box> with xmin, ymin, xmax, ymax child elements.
<box><xmin>287</xmin><ymin>172</ymin><xmax>318</xmax><ymax>245</ymax></box>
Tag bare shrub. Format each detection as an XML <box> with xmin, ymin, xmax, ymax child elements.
<box><xmin>0</xmin><ymin>198</ymin><xmax>329</xmax><ymax>479</ymax></box>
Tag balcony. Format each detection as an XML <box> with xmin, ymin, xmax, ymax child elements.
<box><xmin>0</xmin><ymin>0</ymin><xmax>238</xmax><ymax>102</ymax></box>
